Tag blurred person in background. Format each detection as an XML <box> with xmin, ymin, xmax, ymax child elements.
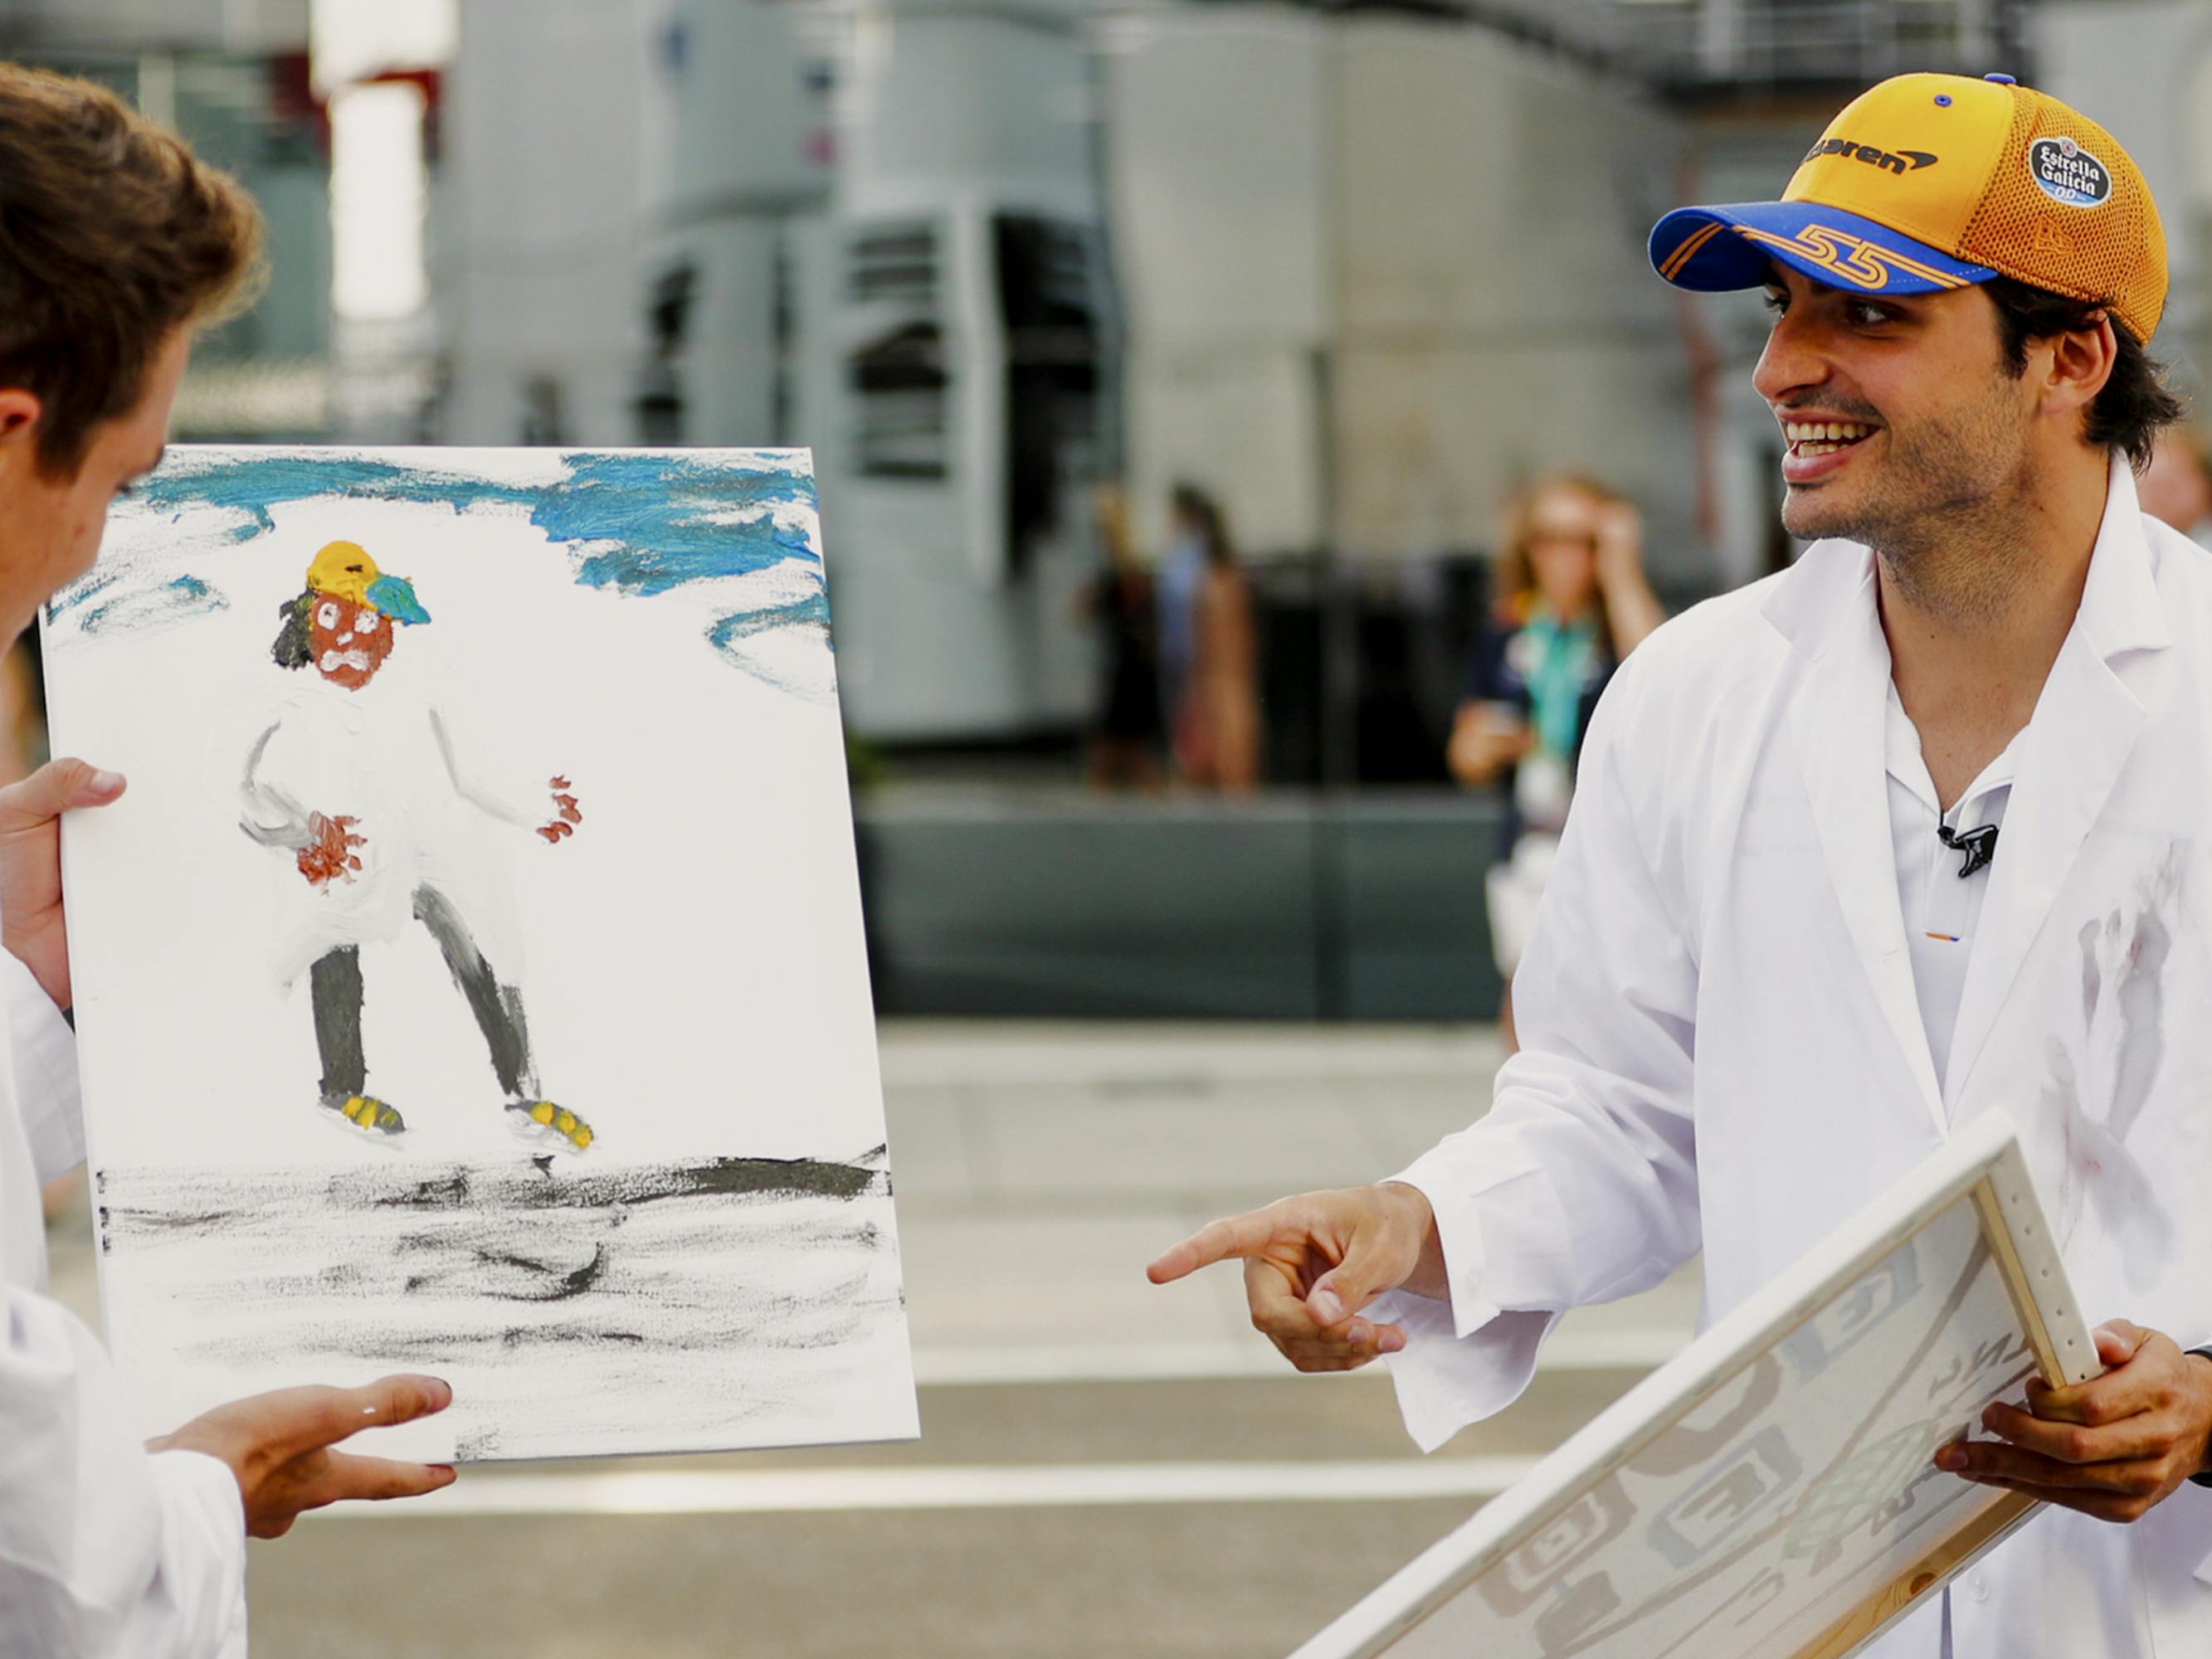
<box><xmin>1168</xmin><ymin>484</ymin><xmax>1262</xmax><ymax>792</ymax></box>
<box><xmin>1080</xmin><ymin>484</ymin><xmax>1164</xmax><ymax>791</ymax></box>
<box><xmin>2136</xmin><ymin>423</ymin><xmax>2212</xmax><ymax>547</ymax></box>
<box><xmin>0</xmin><ymin>637</ymin><xmax>43</xmax><ymax>789</ymax></box>
<box><xmin>1447</xmin><ymin>475</ymin><xmax>1664</xmax><ymax>1047</ymax></box>
<box><xmin>0</xmin><ymin>64</ymin><xmax>458</xmax><ymax>1657</ymax></box>
<box><xmin>1154</xmin><ymin>481</ymin><xmax>1210</xmax><ymax>747</ymax></box>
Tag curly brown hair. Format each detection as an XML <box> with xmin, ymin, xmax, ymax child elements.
<box><xmin>1985</xmin><ymin>275</ymin><xmax>2186</xmax><ymax>474</ymax></box>
<box><xmin>0</xmin><ymin>63</ymin><xmax>266</xmax><ymax>478</ymax></box>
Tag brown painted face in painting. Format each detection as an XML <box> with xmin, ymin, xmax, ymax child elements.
<box><xmin>309</xmin><ymin>591</ymin><xmax>396</xmax><ymax>690</ymax></box>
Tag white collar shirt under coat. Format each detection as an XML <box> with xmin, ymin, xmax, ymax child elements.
<box><xmin>1375</xmin><ymin>457</ymin><xmax>2212</xmax><ymax>1658</ymax></box>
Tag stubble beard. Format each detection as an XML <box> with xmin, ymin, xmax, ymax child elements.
<box><xmin>1781</xmin><ymin>392</ymin><xmax>2036</xmax><ymax>628</ymax></box>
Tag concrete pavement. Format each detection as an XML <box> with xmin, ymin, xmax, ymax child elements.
<box><xmin>45</xmin><ymin>1021</ymin><xmax>1702</xmax><ymax>1657</ymax></box>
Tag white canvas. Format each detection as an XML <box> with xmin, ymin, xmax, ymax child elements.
<box><xmin>1299</xmin><ymin>1114</ymin><xmax>2096</xmax><ymax>1659</ymax></box>
<box><xmin>43</xmin><ymin>445</ymin><xmax>917</xmax><ymax>1462</ymax></box>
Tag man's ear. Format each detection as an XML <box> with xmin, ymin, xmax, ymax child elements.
<box><xmin>2042</xmin><ymin>311</ymin><xmax>2119</xmax><ymax>422</ymax></box>
<box><xmin>0</xmin><ymin>390</ymin><xmax>42</xmax><ymax>455</ymax></box>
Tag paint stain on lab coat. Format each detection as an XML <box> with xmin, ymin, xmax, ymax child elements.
<box><xmin>2046</xmin><ymin>854</ymin><xmax>2184</xmax><ymax>1287</ymax></box>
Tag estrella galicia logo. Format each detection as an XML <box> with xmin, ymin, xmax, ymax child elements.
<box><xmin>1805</xmin><ymin>137</ymin><xmax>1937</xmax><ymax>177</ymax></box>
<box><xmin>2029</xmin><ymin>135</ymin><xmax>2111</xmax><ymax>207</ymax></box>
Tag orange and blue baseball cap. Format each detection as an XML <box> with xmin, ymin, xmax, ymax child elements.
<box><xmin>1649</xmin><ymin>72</ymin><xmax>2167</xmax><ymax>345</ymax></box>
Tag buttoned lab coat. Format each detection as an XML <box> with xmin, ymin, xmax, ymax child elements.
<box><xmin>0</xmin><ymin>950</ymin><xmax>246</xmax><ymax>1657</ymax></box>
<box><xmin>1376</xmin><ymin>460</ymin><xmax>2212</xmax><ymax>1657</ymax></box>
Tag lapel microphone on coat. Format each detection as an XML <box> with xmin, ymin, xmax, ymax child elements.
<box><xmin>1936</xmin><ymin>820</ymin><xmax>1999</xmax><ymax>879</ymax></box>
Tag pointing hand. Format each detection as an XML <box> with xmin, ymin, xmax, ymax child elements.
<box><xmin>1147</xmin><ymin>1184</ymin><xmax>1444</xmax><ymax>1373</ymax></box>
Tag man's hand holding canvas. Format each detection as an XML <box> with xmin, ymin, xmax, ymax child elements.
<box><xmin>0</xmin><ymin>757</ymin><xmax>127</xmax><ymax>1009</ymax></box>
<box><xmin>152</xmin><ymin>1374</ymin><xmax>459</xmax><ymax>1540</ymax></box>
<box><xmin>1940</xmin><ymin>1320</ymin><xmax>2212</xmax><ymax>1523</ymax></box>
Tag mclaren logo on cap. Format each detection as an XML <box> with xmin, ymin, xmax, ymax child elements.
<box><xmin>2029</xmin><ymin>136</ymin><xmax>2111</xmax><ymax>207</ymax></box>
<box><xmin>1805</xmin><ymin>137</ymin><xmax>1939</xmax><ymax>177</ymax></box>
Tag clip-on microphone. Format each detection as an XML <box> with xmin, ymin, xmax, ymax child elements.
<box><xmin>1936</xmin><ymin>820</ymin><xmax>1999</xmax><ymax>879</ymax></box>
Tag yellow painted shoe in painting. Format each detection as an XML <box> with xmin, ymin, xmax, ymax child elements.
<box><xmin>508</xmin><ymin>1099</ymin><xmax>593</xmax><ymax>1151</ymax></box>
<box><xmin>325</xmin><ymin>1093</ymin><xmax>405</xmax><ymax>1135</ymax></box>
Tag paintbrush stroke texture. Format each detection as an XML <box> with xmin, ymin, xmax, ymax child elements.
<box><xmin>96</xmin><ymin>1155</ymin><xmax>904</xmax><ymax>1462</ymax></box>
<box><xmin>51</xmin><ymin>450</ymin><xmax>831</xmax><ymax>697</ymax></box>
<box><xmin>97</xmin><ymin>1153</ymin><xmax>890</xmax><ymax>1237</ymax></box>
<box><xmin>75</xmin><ymin>575</ymin><xmax>227</xmax><ymax>637</ymax></box>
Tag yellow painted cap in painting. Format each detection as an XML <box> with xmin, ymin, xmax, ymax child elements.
<box><xmin>1649</xmin><ymin>72</ymin><xmax>2167</xmax><ymax>344</ymax></box>
<box><xmin>307</xmin><ymin>541</ymin><xmax>380</xmax><ymax>606</ymax></box>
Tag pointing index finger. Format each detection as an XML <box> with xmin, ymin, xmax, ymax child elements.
<box><xmin>1147</xmin><ymin>1208</ymin><xmax>1280</xmax><ymax>1285</ymax></box>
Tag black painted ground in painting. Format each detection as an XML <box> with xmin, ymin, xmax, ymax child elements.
<box><xmin>94</xmin><ymin>1151</ymin><xmax>911</xmax><ymax>1462</ymax></box>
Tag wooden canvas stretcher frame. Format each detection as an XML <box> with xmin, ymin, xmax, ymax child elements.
<box><xmin>1294</xmin><ymin>1113</ymin><xmax>2098</xmax><ymax>1659</ymax></box>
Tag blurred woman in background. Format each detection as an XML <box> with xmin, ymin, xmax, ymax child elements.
<box><xmin>2136</xmin><ymin>425</ymin><xmax>2212</xmax><ymax>547</ymax></box>
<box><xmin>1169</xmin><ymin>484</ymin><xmax>1261</xmax><ymax>793</ymax></box>
<box><xmin>1082</xmin><ymin>484</ymin><xmax>1165</xmax><ymax>791</ymax></box>
<box><xmin>1449</xmin><ymin>474</ymin><xmax>1664</xmax><ymax>1046</ymax></box>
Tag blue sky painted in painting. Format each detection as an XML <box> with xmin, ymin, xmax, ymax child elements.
<box><xmin>51</xmin><ymin>449</ymin><xmax>829</xmax><ymax>690</ymax></box>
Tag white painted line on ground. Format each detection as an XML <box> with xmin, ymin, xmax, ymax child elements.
<box><xmin>876</xmin><ymin>1024</ymin><xmax>1502</xmax><ymax>1089</ymax></box>
<box><xmin>322</xmin><ymin>1457</ymin><xmax>1541</xmax><ymax>1520</ymax></box>
<box><xmin>912</xmin><ymin>1327</ymin><xmax>1688</xmax><ymax>1385</ymax></box>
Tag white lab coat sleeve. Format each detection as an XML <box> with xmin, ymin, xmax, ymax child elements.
<box><xmin>1376</xmin><ymin>650</ymin><xmax>1702</xmax><ymax>1452</ymax></box>
<box><xmin>5</xmin><ymin>948</ymin><xmax>82</xmax><ymax>1184</ymax></box>
<box><xmin>0</xmin><ymin>951</ymin><xmax>248</xmax><ymax>1655</ymax></box>
<box><xmin>139</xmin><ymin>1450</ymin><xmax>251</xmax><ymax>1657</ymax></box>
<box><xmin>0</xmin><ymin>1295</ymin><xmax>247</xmax><ymax>1658</ymax></box>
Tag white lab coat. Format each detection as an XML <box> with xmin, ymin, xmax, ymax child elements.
<box><xmin>0</xmin><ymin>950</ymin><xmax>246</xmax><ymax>1657</ymax></box>
<box><xmin>1381</xmin><ymin>459</ymin><xmax>2212</xmax><ymax>1657</ymax></box>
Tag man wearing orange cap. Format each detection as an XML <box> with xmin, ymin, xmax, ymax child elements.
<box><xmin>1154</xmin><ymin>73</ymin><xmax>2212</xmax><ymax>1654</ymax></box>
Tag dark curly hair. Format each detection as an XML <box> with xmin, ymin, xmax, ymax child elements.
<box><xmin>1985</xmin><ymin>275</ymin><xmax>2187</xmax><ymax>473</ymax></box>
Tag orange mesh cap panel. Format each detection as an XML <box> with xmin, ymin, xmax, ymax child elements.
<box><xmin>1958</xmin><ymin>87</ymin><xmax>2167</xmax><ymax>343</ymax></box>
<box><xmin>1651</xmin><ymin>73</ymin><xmax>2167</xmax><ymax>343</ymax></box>
<box><xmin>1781</xmin><ymin>74</ymin><xmax>2015</xmax><ymax>255</ymax></box>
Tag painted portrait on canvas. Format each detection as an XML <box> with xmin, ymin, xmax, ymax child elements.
<box><xmin>246</xmin><ymin>538</ymin><xmax>592</xmax><ymax>1149</ymax></box>
<box><xmin>42</xmin><ymin>446</ymin><xmax>915</xmax><ymax>1463</ymax></box>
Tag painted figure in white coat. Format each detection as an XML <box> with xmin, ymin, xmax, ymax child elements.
<box><xmin>242</xmin><ymin>539</ymin><xmax>593</xmax><ymax>1151</ymax></box>
<box><xmin>1154</xmin><ymin>73</ymin><xmax>2212</xmax><ymax>1657</ymax></box>
<box><xmin>0</xmin><ymin>62</ymin><xmax>457</xmax><ymax>1657</ymax></box>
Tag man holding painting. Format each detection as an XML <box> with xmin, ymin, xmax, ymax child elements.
<box><xmin>0</xmin><ymin>62</ymin><xmax>456</xmax><ymax>1656</ymax></box>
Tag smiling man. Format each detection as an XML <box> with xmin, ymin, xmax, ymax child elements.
<box><xmin>1151</xmin><ymin>72</ymin><xmax>2212</xmax><ymax>1657</ymax></box>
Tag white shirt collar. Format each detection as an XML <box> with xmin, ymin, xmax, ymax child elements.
<box><xmin>1762</xmin><ymin>451</ymin><xmax>2170</xmax><ymax>668</ymax></box>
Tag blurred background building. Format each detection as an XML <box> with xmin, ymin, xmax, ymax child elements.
<box><xmin>5</xmin><ymin>1</ymin><xmax>2210</xmax><ymax>1025</ymax></box>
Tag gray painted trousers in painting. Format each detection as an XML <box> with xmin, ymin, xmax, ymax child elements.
<box><xmin>309</xmin><ymin>884</ymin><xmax>538</xmax><ymax>1106</ymax></box>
